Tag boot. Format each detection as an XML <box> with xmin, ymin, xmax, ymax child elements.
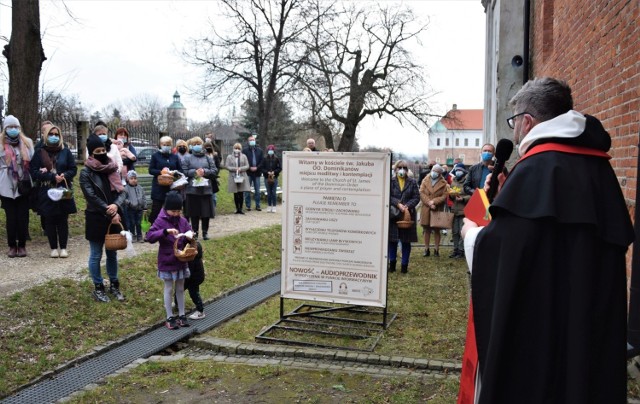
<box><xmin>423</xmin><ymin>248</ymin><xmax>430</xmax><ymax>257</ymax></box>
<box><xmin>401</xmin><ymin>264</ymin><xmax>408</xmax><ymax>274</ymax></box>
<box><xmin>16</xmin><ymin>246</ymin><xmax>27</xmax><ymax>257</ymax></box>
<box><xmin>449</xmin><ymin>249</ymin><xmax>460</xmax><ymax>259</ymax></box>
<box><xmin>388</xmin><ymin>260</ymin><xmax>397</xmax><ymax>272</ymax></box>
<box><xmin>433</xmin><ymin>249</ymin><xmax>440</xmax><ymax>257</ymax></box>
<box><xmin>109</xmin><ymin>280</ymin><xmax>125</xmax><ymax>302</ymax></box>
<box><xmin>92</xmin><ymin>283</ymin><xmax>110</xmax><ymax>303</ymax></box>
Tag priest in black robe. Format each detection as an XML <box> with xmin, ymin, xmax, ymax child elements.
<box><xmin>462</xmin><ymin>77</ymin><xmax>634</xmax><ymax>403</ymax></box>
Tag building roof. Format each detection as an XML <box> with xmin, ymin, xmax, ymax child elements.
<box><xmin>439</xmin><ymin>108</ymin><xmax>483</xmax><ymax>130</ymax></box>
<box><xmin>168</xmin><ymin>91</ymin><xmax>185</xmax><ymax>110</ymax></box>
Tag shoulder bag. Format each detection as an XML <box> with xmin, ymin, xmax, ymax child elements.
<box><xmin>430</xmin><ymin>206</ymin><xmax>454</xmax><ymax>229</ymax></box>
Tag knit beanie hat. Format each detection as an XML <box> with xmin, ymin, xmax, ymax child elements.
<box><xmin>432</xmin><ymin>164</ymin><xmax>444</xmax><ymax>174</ymax></box>
<box><xmin>86</xmin><ymin>134</ymin><xmax>104</xmax><ymax>156</ymax></box>
<box><xmin>164</xmin><ymin>191</ymin><xmax>183</xmax><ymax>211</ymax></box>
<box><xmin>127</xmin><ymin>170</ymin><xmax>138</xmax><ymax>179</ymax></box>
<box><xmin>3</xmin><ymin>115</ymin><xmax>20</xmax><ymax>130</ymax></box>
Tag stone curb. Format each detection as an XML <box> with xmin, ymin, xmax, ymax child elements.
<box><xmin>190</xmin><ymin>336</ymin><xmax>462</xmax><ymax>373</ymax></box>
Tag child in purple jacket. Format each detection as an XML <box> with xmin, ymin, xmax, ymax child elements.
<box><xmin>145</xmin><ymin>191</ymin><xmax>193</xmax><ymax>330</ymax></box>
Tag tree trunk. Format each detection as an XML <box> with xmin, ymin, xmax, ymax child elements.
<box><xmin>2</xmin><ymin>0</ymin><xmax>46</xmax><ymax>141</ymax></box>
<box><xmin>338</xmin><ymin>122</ymin><xmax>357</xmax><ymax>152</ymax></box>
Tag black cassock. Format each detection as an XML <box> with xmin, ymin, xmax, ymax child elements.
<box><xmin>471</xmin><ymin>116</ymin><xmax>634</xmax><ymax>403</ymax></box>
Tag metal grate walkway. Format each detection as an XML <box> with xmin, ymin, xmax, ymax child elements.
<box><xmin>3</xmin><ymin>273</ymin><xmax>281</xmax><ymax>404</ymax></box>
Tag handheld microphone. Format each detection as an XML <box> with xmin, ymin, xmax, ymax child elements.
<box><xmin>486</xmin><ymin>138</ymin><xmax>514</xmax><ymax>203</ymax></box>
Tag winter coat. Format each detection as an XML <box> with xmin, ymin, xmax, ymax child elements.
<box><xmin>148</xmin><ymin>151</ymin><xmax>183</xmax><ymax>202</ymax></box>
<box><xmin>419</xmin><ymin>175</ymin><xmax>448</xmax><ymax>226</ymax></box>
<box><xmin>463</xmin><ymin>161</ymin><xmax>490</xmax><ymax>196</ymax></box>
<box><xmin>259</xmin><ymin>155</ymin><xmax>282</xmax><ymax>179</ymax></box>
<box><xmin>0</xmin><ymin>137</ymin><xmax>34</xmax><ymax>199</ymax></box>
<box><xmin>145</xmin><ymin>208</ymin><xmax>192</xmax><ymax>272</ymax></box>
<box><xmin>124</xmin><ymin>183</ymin><xmax>147</xmax><ymax>211</ymax></box>
<box><xmin>242</xmin><ymin>145</ymin><xmax>264</xmax><ymax>178</ymax></box>
<box><xmin>79</xmin><ymin>167</ymin><xmax>127</xmax><ymax>242</ymax></box>
<box><xmin>182</xmin><ymin>153</ymin><xmax>218</xmax><ymax>196</ymax></box>
<box><xmin>388</xmin><ymin>176</ymin><xmax>420</xmax><ymax>243</ymax></box>
<box><xmin>225</xmin><ymin>153</ymin><xmax>250</xmax><ymax>193</ymax></box>
<box><xmin>448</xmin><ymin>176</ymin><xmax>470</xmax><ymax>216</ymax></box>
<box><xmin>30</xmin><ymin>146</ymin><xmax>78</xmax><ymax>216</ymax></box>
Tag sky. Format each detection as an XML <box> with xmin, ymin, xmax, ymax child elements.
<box><xmin>0</xmin><ymin>0</ymin><xmax>486</xmax><ymax>156</ymax></box>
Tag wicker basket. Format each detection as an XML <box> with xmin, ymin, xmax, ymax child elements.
<box><xmin>174</xmin><ymin>236</ymin><xmax>198</xmax><ymax>262</ymax></box>
<box><xmin>158</xmin><ymin>174</ymin><xmax>174</xmax><ymax>186</ymax></box>
<box><xmin>105</xmin><ymin>222</ymin><xmax>127</xmax><ymax>251</ymax></box>
<box><xmin>396</xmin><ymin>209</ymin><xmax>414</xmax><ymax>229</ymax></box>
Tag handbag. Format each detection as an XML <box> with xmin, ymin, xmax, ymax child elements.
<box><xmin>430</xmin><ymin>208</ymin><xmax>454</xmax><ymax>229</ymax></box>
<box><xmin>141</xmin><ymin>211</ymin><xmax>151</xmax><ymax>232</ymax></box>
<box><xmin>267</xmin><ymin>173</ymin><xmax>275</xmax><ymax>185</ymax></box>
<box><xmin>389</xmin><ymin>205</ymin><xmax>402</xmax><ymax>221</ymax></box>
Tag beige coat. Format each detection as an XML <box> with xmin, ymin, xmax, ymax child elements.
<box><xmin>419</xmin><ymin>176</ymin><xmax>448</xmax><ymax>226</ymax></box>
<box><xmin>225</xmin><ymin>153</ymin><xmax>250</xmax><ymax>193</ymax></box>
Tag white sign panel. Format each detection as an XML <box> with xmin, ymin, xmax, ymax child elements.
<box><xmin>281</xmin><ymin>152</ymin><xmax>390</xmax><ymax>307</ymax></box>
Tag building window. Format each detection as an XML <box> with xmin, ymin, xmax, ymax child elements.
<box><xmin>455</xmin><ymin>138</ymin><xmax>459</xmax><ymax>147</ymax></box>
<box><xmin>464</xmin><ymin>138</ymin><xmax>469</xmax><ymax>147</ymax></box>
<box><xmin>475</xmin><ymin>138</ymin><xmax>480</xmax><ymax>147</ymax></box>
<box><xmin>445</xmin><ymin>138</ymin><xmax>449</xmax><ymax>147</ymax></box>
<box><xmin>437</xmin><ymin>138</ymin><xmax>440</xmax><ymax>147</ymax></box>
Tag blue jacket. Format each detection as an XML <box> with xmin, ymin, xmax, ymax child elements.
<box><xmin>30</xmin><ymin>146</ymin><xmax>78</xmax><ymax>216</ymax></box>
<box><xmin>242</xmin><ymin>145</ymin><xmax>264</xmax><ymax>178</ymax></box>
<box><xmin>148</xmin><ymin>151</ymin><xmax>183</xmax><ymax>202</ymax></box>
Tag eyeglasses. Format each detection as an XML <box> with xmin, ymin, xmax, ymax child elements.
<box><xmin>506</xmin><ymin>112</ymin><xmax>533</xmax><ymax>129</ymax></box>
<box><xmin>49</xmin><ymin>132</ymin><xmax>60</xmax><ymax>135</ymax></box>
<box><xmin>396</xmin><ymin>166</ymin><xmax>408</xmax><ymax>169</ymax></box>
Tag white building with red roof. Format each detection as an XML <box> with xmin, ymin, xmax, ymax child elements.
<box><xmin>428</xmin><ymin>105</ymin><xmax>484</xmax><ymax>166</ymax></box>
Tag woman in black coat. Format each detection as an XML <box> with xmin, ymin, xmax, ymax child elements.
<box><xmin>79</xmin><ymin>134</ymin><xmax>127</xmax><ymax>303</ymax></box>
<box><xmin>388</xmin><ymin>160</ymin><xmax>420</xmax><ymax>274</ymax></box>
<box><xmin>148</xmin><ymin>136</ymin><xmax>183</xmax><ymax>224</ymax></box>
<box><xmin>30</xmin><ymin>125</ymin><xmax>77</xmax><ymax>258</ymax></box>
<box><xmin>259</xmin><ymin>144</ymin><xmax>282</xmax><ymax>213</ymax></box>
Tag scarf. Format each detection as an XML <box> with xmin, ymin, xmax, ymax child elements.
<box><xmin>40</xmin><ymin>147</ymin><xmax>60</xmax><ymax>173</ymax></box>
<box><xmin>84</xmin><ymin>157</ymin><xmax>124</xmax><ymax>192</ymax></box>
<box><xmin>4</xmin><ymin>141</ymin><xmax>30</xmax><ymax>182</ymax></box>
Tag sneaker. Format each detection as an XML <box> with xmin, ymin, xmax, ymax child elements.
<box><xmin>272</xmin><ymin>206</ymin><xmax>277</xmax><ymax>213</ymax></box>
<box><xmin>109</xmin><ymin>285</ymin><xmax>125</xmax><ymax>302</ymax></box>
<box><xmin>165</xmin><ymin>316</ymin><xmax>179</xmax><ymax>330</ymax></box>
<box><xmin>50</xmin><ymin>249</ymin><xmax>59</xmax><ymax>258</ymax></box>
<box><xmin>188</xmin><ymin>311</ymin><xmax>206</xmax><ymax>320</ymax></box>
<box><xmin>246</xmin><ymin>207</ymin><xmax>252</xmax><ymax>211</ymax></box>
<box><xmin>176</xmin><ymin>315</ymin><xmax>191</xmax><ymax>327</ymax></box>
<box><xmin>59</xmin><ymin>249</ymin><xmax>68</xmax><ymax>258</ymax></box>
<box><xmin>256</xmin><ymin>207</ymin><xmax>262</xmax><ymax>211</ymax></box>
<box><xmin>92</xmin><ymin>288</ymin><xmax>110</xmax><ymax>303</ymax></box>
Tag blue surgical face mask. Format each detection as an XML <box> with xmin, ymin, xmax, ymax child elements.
<box><xmin>161</xmin><ymin>145</ymin><xmax>171</xmax><ymax>154</ymax></box>
<box><xmin>192</xmin><ymin>145</ymin><xmax>203</xmax><ymax>153</ymax></box>
<box><xmin>47</xmin><ymin>136</ymin><xmax>60</xmax><ymax>144</ymax></box>
<box><xmin>98</xmin><ymin>134</ymin><xmax>108</xmax><ymax>143</ymax></box>
<box><xmin>430</xmin><ymin>171</ymin><xmax>439</xmax><ymax>179</ymax></box>
<box><xmin>268</xmin><ymin>150</ymin><xmax>274</xmax><ymax>156</ymax></box>
<box><xmin>249</xmin><ymin>140</ymin><xmax>256</xmax><ymax>147</ymax></box>
<box><xmin>6</xmin><ymin>128</ymin><xmax>20</xmax><ymax>138</ymax></box>
<box><xmin>481</xmin><ymin>151</ymin><xmax>493</xmax><ymax>162</ymax></box>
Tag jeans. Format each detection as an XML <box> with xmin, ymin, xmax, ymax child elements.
<box><xmin>244</xmin><ymin>175</ymin><xmax>261</xmax><ymax>208</ymax></box>
<box><xmin>212</xmin><ymin>193</ymin><xmax>217</xmax><ymax>207</ymax></box>
<box><xmin>1</xmin><ymin>195</ymin><xmax>29</xmax><ymax>248</ymax></box>
<box><xmin>452</xmin><ymin>215</ymin><xmax>464</xmax><ymax>252</ymax></box>
<box><xmin>88</xmin><ymin>240</ymin><xmax>118</xmax><ymax>285</ymax></box>
<box><xmin>266</xmin><ymin>178</ymin><xmax>278</xmax><ymax>206</ymax></box>
<box><xmin>127</xmin><ymin>209</ymin><xmax>143</xmax><ymax>238</ymax></box>
<box><xmin>388</xmin><ymin>241</ymin><xmax>412</xmax><ymax>266</ymax></box>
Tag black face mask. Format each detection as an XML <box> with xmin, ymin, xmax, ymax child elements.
<box><xmin>177</xmin><ymin>147</ymin><xmax>187</xmax><ymax>154</ymax></box>
<box><xmin>93</xmin><ymin>153</ymin><xmax>109</xmax><ymax>164</ymax></box>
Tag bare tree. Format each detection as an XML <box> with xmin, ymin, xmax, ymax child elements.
<box><xmin>295</xmin><ymin>2</ymin><xmax>436</xmax><ymax>151</ymax></box>
<box><xmin>125</xmin><ymin>93</ymin><xmax>167</xmax><ymax>130</ymax></box>
<box><xmin>2</xmin><ymin>0</ymin><xmax>46</xmax><ymax>139</ymax></box>
<box><xmin>39</xmin><ymin>90</ymin><xmax>85</xmax><ymax>119</ymax></box>
<box><xmin>184</xmin><ymin>0</ymin><xmax>318</xmax><ymax>148</ymax></box>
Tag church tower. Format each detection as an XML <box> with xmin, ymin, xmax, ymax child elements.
<box><xmin>166</xmin><ymin>90</ymin><xmax>187</xmax><ymax>135</ymax></box>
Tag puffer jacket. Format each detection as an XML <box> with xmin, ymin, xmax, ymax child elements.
<box><xmin>145</xmin><ymin>208</ymin><xmax>192</xmax><ymax>272</ymax></box>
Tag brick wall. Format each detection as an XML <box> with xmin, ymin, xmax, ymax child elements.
<box><xmin>530</xmin><ymin>0</ymin><xmax>639</xmax><ymax>276</ymax></box>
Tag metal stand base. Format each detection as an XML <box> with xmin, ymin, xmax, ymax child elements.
<box><xmin>256</xmin><ymin>302</ymin><xmax>397</xmax><ymax>352</ymax></box>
